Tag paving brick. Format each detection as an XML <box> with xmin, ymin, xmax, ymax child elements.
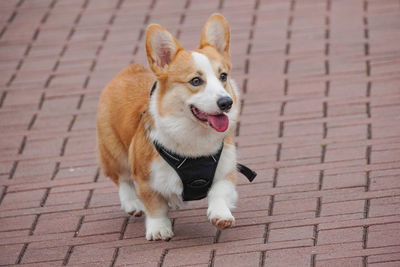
<box><xmin>22</xmin><ymin>246</ymin><xmax>69</xmax><ymax>264</ymax></box>
<box><xmin>115</xmin><ymin>247</ymin><xmax>163</xmax><ymax>266</ymax></box>
<box><xmin>67</xmin><ymin>245</ymin><xmax>115</xmax><ymax>265</ymax></box>
<box><xmin>268</xmin><ymin>226</ymin><xmax>314</xmax><ymax>243</ymax></box>
<box><xmin>78</xmin><ymin>218</ymin><xmax>125</xmax><ymax>236</ymax></box>
<box><xmin>164</xmin><ymin>248</ymin><xmax>212</xmax><ymax>266</ymax></box>
<box><xmin>317</xmin><ymin>227</ymin><xmax>363</xmax><ymax>245</ymax></box>
<box><xmin>21</xmin><ymin>136</ymin><xmax>64</xmax><ymax>158</ymax></box>
<box><xmin>0</xmin><ymin>189</ymin><xmax>45</xmax><ymax>210</ymax></box>
<box><xmin>324</xmin><ymin>147</ymin><xmax>366</xmax><ymax>163</ymax></box>
<box><xmin>323</xmin><ymin>172</ymin><xmax>366</xmax><ymax>190</ymax></box>
<box><xmin>34</xmin><ymin>213</ymin><xmax>80</xmax><ymax>235</ymax></box>
<box><xmin>12</xmin><ymin>160</ymin><xmax>56</xmax><ymax>181</ymax></box>
<box><xmin>219</xmin><ymin>225</ymin><xmax>265</xmax><ymax>243</ymax></box>
<box><xmin>264</xmin><ymin>249</ymin><xmax>311</xmax><ymax>267</ymax></box>
<box><xmin>320</xmin><ymin>200</ymin><xmax>365</xmax><ymax>217</ymax></box>
<box><xmin>369</xmin><ymin>196</ymin><xmax>400</xmax><ymax>217</ymax></box>
<box><xmin>316</xmin><ymin>257</ymin><xmax>363</xmax><ymax>267</ymax></box>
<box><xmin>45</xmin><ymin>190</ymin><xmax>88</xmax><ymax>207</ymax></box>
<box><xmin>173</xmin><ymin>222</ymin><xmax>217</xmax><ymax>240</ymax></box>
<box><xmin>32</xmin><ymin>114</ymin><xmax>73</xmax><ymax>132</ymax></box>
<box><xmin>368</xmin><ymin>252</ymin><xmax>400</xmax><ymax>264</ymax></box>
<box><xmin>369</xmin><ymin>262</ymin><xmax>400</xmax><ymax>267</ymax></box>
<box><xmin>123</xmin><ymin>219</ymin><xmax>146</xmax><ymax>239</ymax></box>
<box><xmin>276</xmin><ymin>171</ymin><xmax>319</xmax><ymax>187</ymax></box>
<box><xmin>214</xmin><ymin>252</ymin><xmax>261</xmax><ymax>267</ymax></box>
<box><xmin>272</xmin><ymin>198</ymin><xmax>317</xmax><ymax>215</ymax></box>
<box><xmin>0</xmin><ymin>215</ymin><xmax>36</xmax><ymax>232</ymax></box>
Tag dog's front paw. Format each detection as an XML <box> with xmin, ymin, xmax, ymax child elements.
<box><xmin>145</xmin><ymin>217</ymin><xmax>174</xmax><ymax>241</ymax></box>
<box><xmin>121</xmin><ymin>199</ymin><xmax>144</xmax><ymax>217</ymax></box>
<box><xmin>207</xmin><ymin>208</ymin><xmax>235</xmax><ymax>230</ymax></box>
<box><xmin>211</xmin><ymin>217</ymin><xmax>234</xmax><ymax>229</ymax></box>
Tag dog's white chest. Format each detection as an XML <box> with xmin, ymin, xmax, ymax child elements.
<box><xmin>150</xmin><ymin>158</ymin><xmax>184</xmax><ymax>207</ymax></box>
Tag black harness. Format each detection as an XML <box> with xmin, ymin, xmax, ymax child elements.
<box><xmin>149</xmin><ymin>81</ymin><xmax>257</xmax><ymax>201</ymax></box>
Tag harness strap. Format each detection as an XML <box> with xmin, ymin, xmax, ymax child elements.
<box><xmin>237</xmin><ymin>163</ymin><xmax>257</xmax><ymax>182</ymax></box>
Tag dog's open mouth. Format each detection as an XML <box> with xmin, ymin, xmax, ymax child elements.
<box><xmin>190</xmin><ymin>105</ymin><xmax>229</xmax><ymax>132</ymax></box>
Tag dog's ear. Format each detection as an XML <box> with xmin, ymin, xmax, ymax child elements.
<box><xmin>146</xmin><ymin>24</ymin><xmax>183</xmax><ymax>75</ymax></box>
<box><xmin>199</xmin><ymin>13</ymin><xmax>230</xmax><ymax>56</ymax></box>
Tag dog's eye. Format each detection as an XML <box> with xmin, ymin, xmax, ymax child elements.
<box><xmin>220</xmin><ymin>72</ymin><xmax>228</xmax><ymax>82</ymax></box>
<box><xmin>189</xmin><ymin>77</ymin><xmax>203</xmax><ymax>86</ymax></box>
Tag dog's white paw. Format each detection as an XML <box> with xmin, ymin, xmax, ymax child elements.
<box><xmin>145</xmin><ymin>217</ymin><xmax>174</xmax><ymax>241</ymax></box>
<box><xmin>119</xmin><ymin>180</ymin><xmax>144</xmax><ymax>217</ymax></box>
<box><xmin>121</xmin><ymin>198</ymin><xmax>144</xmax><ymax>217</ymax></box>
<box><xmin>207</xmin><ymin>207</ymin><xmax>235</xmax><ymax>230</ymax></box>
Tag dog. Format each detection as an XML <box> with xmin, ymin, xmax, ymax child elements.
<box><xmin>96</xmin><ymin>13</ymin><xmax>255</xmax><ymax>241</ymax></box>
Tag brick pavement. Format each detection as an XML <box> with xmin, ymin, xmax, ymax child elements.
<box><xmin>1</xmin><ymin>0</ymin><xmax>400</xmax><ymax>266</ymax></box>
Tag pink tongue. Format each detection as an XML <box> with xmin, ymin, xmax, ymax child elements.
<box><xmin>207</xmin><ymin>114</ymin><xmax>229</xmax><ymax>132</ymax></box>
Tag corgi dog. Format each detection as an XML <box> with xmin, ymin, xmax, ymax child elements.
<box><xmin>97</xmin><ymin>13</ymin><xmax>254</xmax><ymax>241</ymax></box>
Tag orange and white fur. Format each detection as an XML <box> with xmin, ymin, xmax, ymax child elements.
<box><xmin>97</xmin><ymin>14</ymin><xmax>239</xmax><ymax>240</ymax></box>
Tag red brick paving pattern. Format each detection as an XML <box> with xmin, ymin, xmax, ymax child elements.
<box><xmin>1</xmin><ymin>0</ymin><xmax>400</xmax><ymax>266</ymax></box>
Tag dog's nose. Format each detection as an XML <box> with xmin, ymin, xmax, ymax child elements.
<box><xmin>217</xmin><ymin>96</ymin><xmax>233</xmax><ymax>111</ymax></box>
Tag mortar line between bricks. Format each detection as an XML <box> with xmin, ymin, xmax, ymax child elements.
<box><xmin>78</xmin><ymin>0</ymin><xmax>125</xmax><ymax>113</ymax></box>
<box><xmin>316</xmin><ymin>196</ymin><xmax>322</xmax><ymax>217</ymax></box>
<box><xmin>324</xmin><ymin>80</ymin><xmax>330</xmax><ymax>97</ymax></box>
<box><xmin>0</xmin><ymin>186</ymin><xmax>8</xmax><ymax>205</ymax></box>
<box><xmin>62</xmin><ymin>217</ymin><xmax>83</xmax><ymax>265</ymax></box>
<box><xmin>50</xmin><ymin>162</ymin><xmax>60</xmax><ymax>180</ymax></box>
<box><xmin>84</xmin><ymin>189</ymin><xmax>94</xmax><ymax>209</ymax></box>
<box><xmin>40</xmin><ymin>188</ymin><xmax>50</xmax><ymax>207</ymax></box>
<box><xmin>0</xmin><ymin>0</ymin><xmax>24</xmax><ymax>40</ymax></box>
<box><xmin>27</xmin><ymin>114</ymin><xmax>37</xmax><ymax>130</ymax></box>
<box><xmin>259</xmin><ymin>250</ymin><xmax>265</xmax><ymax>267</ymax></box>
<box><xmin>313</xmin><ymin>224</ymin><xmax>319</xmax><ymax>247</ymax></box>
<box><xmin>272</xmin><ymin>168</ymin><xmax>278</xmax><ymax>189</ymax></box>
<box><xmin>109</xmin><ymin>247</ymin><xmax>120</xmax><ymax>267</ymax></box>
<box><xmin>8</xmin><ymin>161</ymin><xmax>18</xmax><ymax>179</ymax></box>
<box><xmin>310</xmin><ymin>254</ymin><xmax>316</xmax><ymax>267</ymax></box>
<box><xmin>131</xmin><ymin>0</ymin><xmax>155</xmax><ymax>62</ymax></box>
<box><xmin>45</xmin><ymin>0</ymin><xmax>89</xmax><ymax>89</ymax></box>
<box><xmin>362</xmin><ymin>255</ymin><xmax>367</xmax><ymax>267</ymax></box>
<box><xmin>208</xmin><ymin>249</ymin><xmax>216</xmax><ymax>267</ymax></box>
<box><xmin>29</xmin><ymin>214</ymin><xmax>40</xmax><ymax>235</ymax></box>
<box><xmin>366</xmin><ymin>145</ymin><xmax>371</xmax><ymax>165</ymax></box>
<box><xmin>158</xmin><ymin>249</ymin><xmax>169</xmax><ymax>267</ymax></box>
<box><xmin>283</xmin><ymin>0</ymin><xmax>295</xmax><ymax>76</ymax></box>
<box><xmin>176</xmin><ymin>0</ymin><xmax>191</xmax><ymax>38</ymax></box>
<box><xmin>62</xmin><ymin>246</ymin><xmax>74</xmax><ymax>266</ymax></box>
<box><xmin>6</xmin><ymin>0</ymin><xmax>57</xmax><ymax>88</ymax></box>
<box><xmin>62</xmin><ymin>188</ymin><xmax>92</xmax><ymax>265</ymax></box>
<box><xmin>119</xmin><ymin>217</ymin><xmax>129</xmax><ymax>240</ymax></box>
<box><xmin>15</xmin><ymin>211</ymin><xmax>41</xmax><ymax>264</ymax></box>
<box><xmin>94</xmin><ymin>167</ymin><xmax>101</xmax><ymax>182</ymax></box>
<box><xmin>60</xmin><ymin>137</ymin><xmax>69</xmax><ymax>157</ymax></box>
<box><xmin>214</xmin><ymin>229</ymin><xmax>221</xmax><ymax>243</ymax></box>
<box><xmin>0</xmin><ymin>91</ymin><xmax>7</xmax><ymax>108</ymax></box>
<box><xmin>16</xmin><ymin>243</ymin><xmax>28</xmax><ymax>264</ymax></box>
<box><xmin>18</xmin><ymin>136</ymin><xmax>27</xmax><ymax>155</ymax></box>
<box><xmin>218</xmin><ymin>0</ymin><xmax>224</xmax><ymax>10</ymax></box>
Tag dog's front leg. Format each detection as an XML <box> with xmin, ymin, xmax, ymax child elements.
<box><xmin>135</xmin><ymin>182</ymin><xmax>173</xmax><ymax>241</ymax></box>
<box><xmin>207</xmin><ymin>173</ymin><xmax>238</xmax><ymax>230</ymax></box>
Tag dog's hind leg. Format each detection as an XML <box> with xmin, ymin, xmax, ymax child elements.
<box><xmin>119</xmin><ymin>175</ymin><xmax>145</xmax><ymax>217</ymax></box>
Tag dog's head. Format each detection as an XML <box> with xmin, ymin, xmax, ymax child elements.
<box><xmin>146</xmin><ymin>14</ymin><xmax>239</xmax><ymax>138</ymax></box>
